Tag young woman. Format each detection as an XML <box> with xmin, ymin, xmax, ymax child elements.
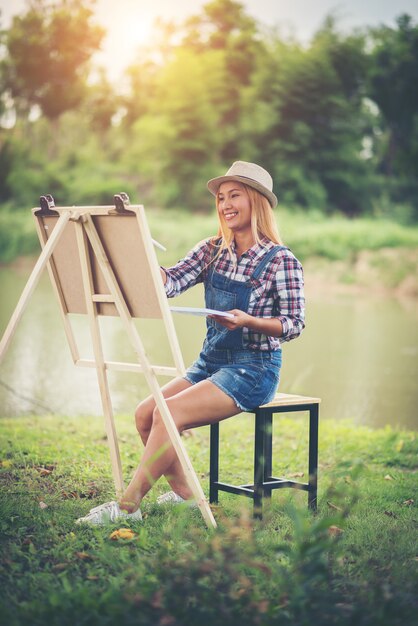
<box><xmin>76</xmin><ymin>161</ymin><xmax>305</xmax><ymax>525</ymax></box>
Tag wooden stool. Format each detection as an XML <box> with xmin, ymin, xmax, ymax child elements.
<box><xmin>209</xmin><ymin>393</ymin><xmax>321</xmax><ymax>518</ymax></box>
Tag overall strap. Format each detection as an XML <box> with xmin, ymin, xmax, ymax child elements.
<box><xmin>252</xmin><ymin>245</ymin><xmax>286</xmax><ymax>280</ymax></box>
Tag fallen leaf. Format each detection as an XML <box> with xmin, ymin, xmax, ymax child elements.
<box><xmin>52</xmin><ymin>563</ymin><xmax>67</xmax><ymax>571</ymax></box>
<box><xmin>402</xmin><ymin>499</ymin><xmax>414</xmax><ymax>506</ymax></box>
<box><xmin>328</xmin><ymin>525</ymin><xmax>344</xmax><ymax>537</ymax></box>
<box><xmin>257</xmin><ymin>600</ymin><xmax>269</xmax><ymax>614</ymax></box>
<box><xmin>39</xmin><ymin>501</ymin><xmax>48</xmax><ymax>509</ymax></box>
<box><xmin>75</xmin><ymin>551</ymin><xmax>93</xmax><ymax>561</ymax></box>
<box><xmin>1</xmin><ymin>460</ymin><xmax>12</xmax><ymax>468</ymax></box>
<box><xmin>384</xmin><ymin>474</ymin><xmax>394</xmax><ymax>481</ymax></box>
<box><xmin>86</xmin><ymin>575</ymin><xmax>99</xmax><ymax>581</ymax></box>
<box><xmin>38</xmin><ymin>468</ymin><xmax>53</xmax><ymax>476</ymax></box>
<box><xmin>109</xmin><ymin>528</ymin><xmax>137</xmax><ymax>541</ymax></box>
<box><xmin>61</xmin><ymin>491</ymin><xmax>80</xmax><ymax>500</ymax></box>
<box><xmin>288</xmin><ymin>472</ymin><xmax>304</xmax><ymax>478</ymax></box>
<box><xmin>384</xmin><ymin>511</ymin><xmax>397</xmax><ymax>518</ymax></box>
<box><xmin>22</xmin><ymin>536</ymin><xmax>34</xmax><ymax>545</ymax></box>
<box><xmin>83</xmin><ymin>482</ymin><xmax>100</xmax><ymax>499</ymax></box>
<box><xmin>327</xmin><ymin>501</ymin><xmax>343</xmax><ymax>512</ymax></box>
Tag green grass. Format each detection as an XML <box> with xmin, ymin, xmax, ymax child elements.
<box><xmin>0</xmin><ymin>209</ymin><xmax>42</xmax><ymax>264</ymax></box>
<box><xmin>1</xmin><ymin>204</ymin><xmax>418</xmax><ymax>265</ymax></box>
<box><xmin>0</xmin><ymin>413</ymin><xmax>417</xmax><ymax>625</ymax></box>
<box><xmin>279</xmin><ymin>211</ymin><xmax>418</xmax><ymax>261</ymax></box>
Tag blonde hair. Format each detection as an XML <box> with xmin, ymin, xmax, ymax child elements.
<box><xmin>211</xmin><ymin>183</ymin><xmax>283</xmax><ymax>261</ymax></box>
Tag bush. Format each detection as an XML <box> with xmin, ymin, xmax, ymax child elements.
<box><xmin>0</xmin><ymin>210</ymin><xmax>39</xmax><ymax>263</ymax></box>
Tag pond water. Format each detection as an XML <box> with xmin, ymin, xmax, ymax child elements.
<box><xmin>0</xmin><ymin>263</ymin><xmax>417</xmax><ymax>430</ymax></box>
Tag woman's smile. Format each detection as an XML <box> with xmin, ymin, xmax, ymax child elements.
<box><xmin>217</xmin><ymin>181</ymin><xmax>252</xmax><ymax>231</ymax></box>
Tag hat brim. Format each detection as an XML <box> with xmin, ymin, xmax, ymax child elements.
<box><xmin>207</xmin><ymin>175</ymin><xmax>278</xmax><ymax>209</ymax></box>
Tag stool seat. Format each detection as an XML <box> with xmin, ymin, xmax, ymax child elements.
<box><xmin>209</xmin><ymin>393</ymin><xmax>321</xmax><ymax>518</ymax></box>
<box><xmin>260</xmin><ymin>393</ymin><xmax>321</xmax><ymax>408</ymax></box>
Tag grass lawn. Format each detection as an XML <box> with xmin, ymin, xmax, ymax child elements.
<box><xmin>0</xmin><ymin>413</ymin><xmax>416</xmax><ymax>625</ymax></box>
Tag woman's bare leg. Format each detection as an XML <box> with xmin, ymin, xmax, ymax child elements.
<box><xmin>121</xmin><ymin>380</ymin><xmax>240</xmax><ymax>512</ymax></box>
<box><xmin>134</xmin><ymin>377</ymin><xmax>193</xmax><ymax>496</ymax></box>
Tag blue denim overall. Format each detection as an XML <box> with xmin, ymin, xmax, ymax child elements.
<box><xmin>185</xmin><ymin>245</ymin><xmax>284</xmax><ymax>411</ymax></box>
<box><xmin>204</xmin><ymin>245</ymin><xmax>283</xmax><ymax>350</ymax></box>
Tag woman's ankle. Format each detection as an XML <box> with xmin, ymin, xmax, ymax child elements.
<box><xmin>170</xmin><ymin>486</ymin><xmax>193</xmax><ymax>501</ymax></box>
<box><xmin>119</xmin><ymin>496</ymin><xmax>140</xmax><ymax>514</ymax></box>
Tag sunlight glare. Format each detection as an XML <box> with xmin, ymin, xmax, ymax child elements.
<box><xmin>123</xmin><ymin>16</ymin><xmax>155</xmax><ymax>50</ymax></box>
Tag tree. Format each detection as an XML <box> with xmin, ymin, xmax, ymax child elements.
<box><xmin>242</xmin><ymin>20</ymin><xmax>370</xmax><ymax>214</ymax></box>
<box><xmin>122</xmin><ymin>59</ymin><xmax>160</xmax><ymax>126</ymax></box>
<box><xmin>2</xmin><ymin>0</ymin><xmax>104</xmax><ymax>120</ymax></box>
<box><xmin>84</xmin><ymin>68</ymin><xmax>119</xmax><ymax>133</ymax></box>
<box><xmin>180</xmin><ymin>0</ymin><xmax>266</xmax><ymax>159</ymax></box>
<box><xmin>125</xmin><ymin>47</ymin><xmax>227</xmax><ymax>208</ymax></box>
<box><xmin>368</xmin><ymin>14</ymin><xmax>418</xmax><ymax>179</ymax></box>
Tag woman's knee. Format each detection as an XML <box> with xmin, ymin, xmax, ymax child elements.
<box><xmin>152</xmin><ymin>403</ymin><xmax>185</xmax><ymax>433</ymax></box>
<box><xmin>135</xmin><ymin>401</ymin><xmax>153</xmax><ymax>439</ymax></box>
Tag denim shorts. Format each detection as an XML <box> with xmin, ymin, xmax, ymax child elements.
<box><xmin>184</xmin><ymin>348</ymin><xmax>282</xmax><ymax>412</ymax></box>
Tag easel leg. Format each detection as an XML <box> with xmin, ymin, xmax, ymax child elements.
<box><xmin>96</xmin><ymin>367</ymin><xmax>125</xmax><ymax>496</ymax></box>
<box><xmin>83</xmin><ymin>214</ymin><xmax>217</xmax><ymax>528</ymax></box>
<box><xmin>0</xmin><ymin>212</ymin><xmax>71</xmax><ymax>365</ymax></box>
<box><xmin>33</xmin><ymin>214</ymin><xmax>80</xmax><ymax>363</ymax></box>
<box><xmin>74</xmin><ymin>221</ymin><xmax>124</xmax><ymax>496</ymax></box>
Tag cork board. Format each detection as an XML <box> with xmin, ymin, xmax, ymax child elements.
<box><xmin>37</xmin><ymin>212</ymin><xmax>163</xmax><ymax>319</ymax></box>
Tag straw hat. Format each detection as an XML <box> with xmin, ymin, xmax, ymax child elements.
<box><xmin>207</xmin><ymin>161</ymin><xmax>277</xmax><ymax>208</ymax></box>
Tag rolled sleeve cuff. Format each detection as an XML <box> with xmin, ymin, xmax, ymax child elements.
<box><xmin>279</xmin><ymin>315</ymin><xmax>304</xmax><ymax>342</ymax></box>
<box><xmin>162</xmin><ymin>268</ymin><xmax>176</xmax><ymax>298</ymax></box>
<box><xmin>279</xmin><ymin>315</ymin><xmax>292</xmax><ymax>340</ymax></box>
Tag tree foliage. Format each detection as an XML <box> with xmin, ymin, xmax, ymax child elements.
<box><xmin>2</xmin><ymin>0</ymin><xmax>104</xmax><ymax>119</ymax></box>
<box><xmin>368</xmin><ymin>14</ymin><xmax>418</xmax><ymax>178</ymax></box>
<box><xmin>0</xmin><ymin>0</ymin><xmax>417</xmax><ymax>219</ymax></box>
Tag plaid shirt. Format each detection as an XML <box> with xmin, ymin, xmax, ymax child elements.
<box><xmin>163</xmin><ymin>236</ymin><xmax>305</xmax><ymax>350</ymax></box>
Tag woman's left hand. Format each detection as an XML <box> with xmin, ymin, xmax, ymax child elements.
<box><xmin>209</xmin><ymin>310</ymin><xmax>283</xmax><ymax>337</ymax></box>
<box><xmin>209</xmin><ymin>309</ymin><xmax>251</xmax><ymax>330</ymax></box>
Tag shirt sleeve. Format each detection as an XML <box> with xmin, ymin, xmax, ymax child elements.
<box><xmin>274</xmin><ymin>253</ymin><xmax>305</xmax><ymax>342</ymax></box>
<box><xmin>162</xmin><ymin>239</ymin><xmax>210</xmax><ymax>298</ymax></box>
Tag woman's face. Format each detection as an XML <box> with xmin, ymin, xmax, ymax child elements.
<box><xmin>217</xmin><ymin>181</ymin><xmax>252</xmax><ymax>233</ymax></box>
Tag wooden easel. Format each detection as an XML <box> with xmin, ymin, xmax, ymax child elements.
<box><xmin>0</xmin><ymin>195</ymin><xmax>217</xmax><ymax>529</ymax></box>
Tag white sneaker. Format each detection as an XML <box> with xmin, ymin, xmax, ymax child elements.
<box><xmin>156</xmin><ymin>491</ymin><xmax>197</xmax><ymax>507</ymax></box>
<box><xmin>75</xmin><ymin>501</ymin><xmax>142</xmax><ymax>526</ymax></box>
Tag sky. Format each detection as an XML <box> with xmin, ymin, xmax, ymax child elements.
<box><xmin>1</xmin><ymin>0</ymin><xmax>417</xmax><ymax>80</ymax></box>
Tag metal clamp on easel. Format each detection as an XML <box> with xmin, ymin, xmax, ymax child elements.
<box><xmin>39</xmin><ymin>194</ymin><xmax>58</xmax><ymax>215</ymax></box>
<box><xmin>113</xmin><ymin>192</ymin><xmax>131</xmax><ymax>213</ymax></box>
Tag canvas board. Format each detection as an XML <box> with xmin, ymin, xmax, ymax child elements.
<box><xmin>38</xmin><ymin>213</ymin><xmax>163</xmax><ymax>319</ymax></box>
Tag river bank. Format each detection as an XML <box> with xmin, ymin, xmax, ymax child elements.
<box><xmin>304</xmin><ymin>247</ymin><xmax>418</xmax><ymax>299</ymax></box>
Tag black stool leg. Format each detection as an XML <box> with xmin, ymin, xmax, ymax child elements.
<box><xmin>308</xmin><ymin>403</ymin><xmax>319</xmax><ymax>511</ymax></box>
<box><xmin>263</xmin><ymin>409</ymin><xmax>273</xmax><ymax>501</ymax></box>
<box><xmin>209</xmin><ymin>423</ymin><xmax>219</xmax><ymax>504</ymax></box>
<box><xmin>253</xmin><ymin>409</ymin><xmax>266</xmax><ymax>519</ymax></box>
